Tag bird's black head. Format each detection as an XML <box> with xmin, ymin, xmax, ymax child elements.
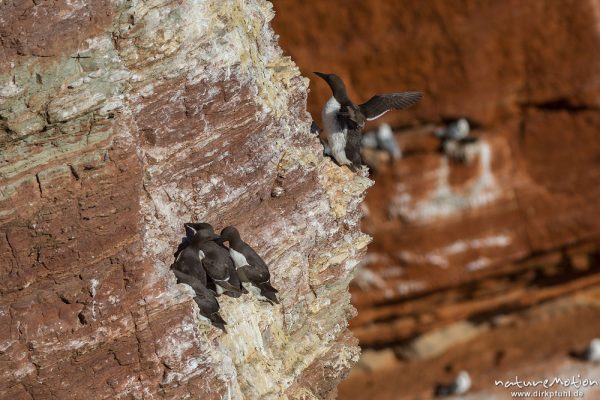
<box><xmin>219</xmin><ymin>226</ymin><xmax>242</xmax><ymax>244</ymax></box>
<box><xmin>314</xmin><ymin>72</ymin><xmax>345</xmax><ymax>89</ymax></box>
<box><xmin>313</xmin><ymin>71</ymin><xmax>331</xmax><ymax>81</ymax></box>
<box><xmin>313</xmin><ymin>72</ymin><xmax>350</xmax><ymax>104</ymax></box>
<box><xmin>196</xmin><ymin>222</ymin><xmax>214</xmax><ymax>231</ymax></box>
<box><xmin>184</xmin><ymin>222</ymin><xmax>214</xmax><ymax>237</ymax></box>
<box><xmin>190</xmin><ymin>225</ymin><xmax>219</xmax><ymax>245</ymax></box>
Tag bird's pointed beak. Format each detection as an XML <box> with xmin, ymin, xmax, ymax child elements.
<box><xmin>213</xmin><ymin>235</ymin><xmax>226</xmax><ymax>244</ymax></box>
<box><xmin>313</xmin><ymin>71</ymin><xmax>327</xmax><ymax>80</ymax></box>
<box><xmin>183</xmin><ymin>222</ymin><xmax>197</xmax><ymax>231</ymax></box>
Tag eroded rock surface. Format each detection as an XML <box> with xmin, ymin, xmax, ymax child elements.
<box><xmin>0</xmin><ymin>1</ymin><xmax>371</xmax><ymax>398</ymax></box>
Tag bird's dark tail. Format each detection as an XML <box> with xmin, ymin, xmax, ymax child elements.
<box><xmin>258</xmin><ymin>283</ymin><xmax>279</xmax><ymax>304</ymax></box>
<box><xmin>210</xmin><ymin>313</ymin><xmax>227</xmax><ymax>332</ymax></box>
<box><xmin>216</xmin><ymin>280</ymin><xmax>244</xmax><ymax>294</ymax></box>
<box><xmin>311</xmin><ymin>121</ymin><xmax>322</xmax><ymax>135</ymax></box>
<box><xmin>262</xmin><ymin>290</ymin><xmax>279</xmax><ymax>304</ymax></box>
<box><xmin>225</xmin><ymin>290</ymin><xmax>243</xmax><ymax>298</ymax></box>
<box><xmin>260</xmin><ymin>282</ymin><xmax>278</xmax><ymax>293</ymax></box>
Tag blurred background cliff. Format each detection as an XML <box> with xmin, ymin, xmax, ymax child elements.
<box><xmin>271</xmin><ymin>0</ymin><xmax>600</xmax><ymax>398</ymax></box>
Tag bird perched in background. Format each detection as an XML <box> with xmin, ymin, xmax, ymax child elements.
<box><xmin>376</xmin><ymin>124</ymin><xmax>402</xmax><ymax>160</ymax></box>
<box><xmin>435</xmin><ymin>118</ymin><xmax>470</xmax><ymax>141</ymax></box>
<box><xmin>583</xmin><ymin>338</ymin><xmax>600</xmax><ymax>362</ymax></box>
<box><xmin>435</xmin><ymin>118</ymin><xmax>479</xmax><ymax>162</ymax></box>
<box><xmin>314</xmin><ymin>71</ymin><xmax>422</xmax><ymax>171</ymax></box>
<box><xmin>361</xmin><ymin>130</ymin><xmax>378</xmax><ymax>149</ymax></box>
<box><xmin>172</xmin><ymin>269</ymin><xmax>227</xmax><ymax>332</ymax></box>
<box><xmin>218</xmin><ymin>226</ymin><xmax>279</xmax><ymax>304</ymax></box>
<box><xmin>434</xmin><ymin>370</ymin><xmax>472</xmax><ymax>397</ymax></box>
<box><xmin>194</xmin><ymin>224</ymin><xmax>245</xmax><ymax>297</ymax></box>
<box><xmin>572</xmin><ymin>338</ymin><xmax>600</xmax><ymax>362</ymax></box>
<box><xmin>362</xmin><ymin>123</ymin><xmax>402</xmax><ymax>161</ymax></box>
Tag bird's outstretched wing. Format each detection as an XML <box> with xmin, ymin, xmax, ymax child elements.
<box><xmin>359</xmin><ymin>92</ymin><xmax>423</xmax><ymax>121</ymax></box>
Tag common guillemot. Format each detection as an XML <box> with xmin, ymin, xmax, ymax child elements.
<box><xmin>172</xmin><ymin>225</ymin><xmax>213</xmax><ymax>290</ymax></box>
<box><xmin>573</xmin><ymin>338</ymin><xmax>600</xmax><ymax>362</ymax></box>
<box><xmin>435</xmin><ymin>118</ymin><xmax>470</xmax><ymax>141</ymax></box>
<box><xmin>194</xmin><ymin>224</ymin><xmax>244</xmax><ymax>297</ymax></box>
<box><xmin>314</xmin><ymin>72</ymin><xmax>422</xmax><ymax>171</ymax></box>
<box><xmin>434</xmin><ymin>370</ymin><xmax>472</xmax><ymax>397</ymax></box>
<box><xmin>171</xmin><ymin>228</ymin><xmax>228</xmax><ymax>330</ymax></box>
<box><xmin>172</xmin><ymin>269</ymin><xmax>227</xmax><ymax>332</ymax></box>
<box><xmin>362</xmin><ymin>123</ymin><xmax>402</xmax><ymax>160</ymax></box>
<box><xmin>174</xmin><ymin>222</ymin><xmax>213</xmax><ymax>258</ymax></box>
<box><xmin>584</xmin><ymin>338</ymin><xmax>600</xmax><ymax>362</ymax></box>
<box><xmin>218</xmin><ymin>226</ymin><xmax>279</xmax><ymax>304</ymax></box>
<box><xmin>435</xmin><ymin>118</ymin><xmax>479</xmax><ymax>162</ymax></box>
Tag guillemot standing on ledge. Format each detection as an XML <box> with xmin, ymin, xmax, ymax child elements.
<box><xmin>314</xmin><ymin>72</ymin><xmax>422</xmax><ymax>171</ymax></box>
<box><xmin>194</xmin><ymin>224</ymin><xmax>245</xmax><ymax>297</ymax></box>
<box><xmin>172</xmin><ymin>269</ymin><xmax>227</xmax><ymax>332</ymax></box>
<box><xmin>174</xmin><ymin>222</ymin><xmax>213</xmax><ymax>258</ymax></box>
<box><xmin>171</xmin><ymin>229</ymin><xmax>227</xmax><ymax>331</ymax></box>
<box><xmin>219</xmin><ymin>226</ymin><xmax>279</xmax><ymax>304</ymax></box>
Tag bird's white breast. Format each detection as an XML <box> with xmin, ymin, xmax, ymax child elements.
<box><xmin>322</xmin><ymin>96</ymin><xmax>352</xmax><ymax>165</ymax></box>
<box><xmin>229</xmin><ymin>248</ymin><xmax>249</xmax><ymax>269</ymax></box>
<box><xmin>322</xmin><ymin>96</ymin><xmax>341</xmax><ymax>134</ymax></box>
<box><xmin>454</xmin><ymin>371</ymin><xmax>472</xmax><ymax>394</ymax></box>
<box><xmin>587</xmin><ymin>339</ymin><xmax>600</xmax><ymax>361</ymax></box>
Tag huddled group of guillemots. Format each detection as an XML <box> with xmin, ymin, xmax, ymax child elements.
<box><xmin>171</xmin><ymin>223</ymin><xmax>278</xmax><ymax>332</ymax></box>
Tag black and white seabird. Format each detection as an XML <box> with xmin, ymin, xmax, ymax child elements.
<box><xmin>171</xmin><ymin>229</ymin><xmax>227</xmax><ymax>331</ymax></box>
<box><xmin>435</xmin><ymin>118</ymin><xmax>470</xmax><ymax>141</ymax></box>
<box><xmin>435</xmin><ymin>118</ymin><xmax>480</xmax><ymax>162</ymax></box>
<box><xmin>194</xmin><ymin>224</ymin><xmax>245</xmax><ymax>297</ymax></box>
<box><xmin>376</xmin><ymin>123</ymin><xmax>402</xmax><ymax>160</ymax></box>
<box><xmin>218</xmin><ymin>226</ymin><xmax>279</xmax><ymax>304</ymax></box>
<box><xmin>314</xmin><ymin>72</ymin><xmax>422</xmax><ymax>171</ymax></box>
<box><xmin>584</xmin><ymin>339</ymin><xmax>600</xmax><ymax>362</ymax></box>
<box><xmin>434</xmin><ymin>370</ymin><xmax>472</xmax><ymax>397</ymax></box>
<box><xmin>362</xmin><ymin>123</ymin><xmax>402</xmax><ymax>160</ymax></box>
<box><xmin>573</xmin><ymin>338</ymin><xmax>600</xmax><ymax>362</ymax></box>
<box><xmin>361</xmin><ymin>130</ymin><xmax>378</xmax><ymax>149</ymax></box>
<box><xmin>172</xmin><ymin>269</ymin><xmax>227</xmax><ymax>332</ymax></box>
<box><xmin>174</xmin><ymin>222</ymin><xmax>213</xmax><ymax>258</ymax></box>
<box><xmin>172</xmin><ymin>224</ymin><xmax>212</xmax><ymax>289</ymax></box>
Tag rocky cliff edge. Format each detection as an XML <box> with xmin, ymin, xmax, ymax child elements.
<box><xmin>0</xmin><ymin>1</ymin><xmax>371</xmax><ymax>398</ymax></box>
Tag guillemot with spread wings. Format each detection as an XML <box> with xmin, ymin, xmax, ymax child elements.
<box><xmin>314</xmin><ymin>72</ymin><xmax>422</xmax><ymax>171</ymax></box>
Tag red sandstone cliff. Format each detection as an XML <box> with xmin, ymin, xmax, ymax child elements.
<box><xmin>0</xmin><ymin>1</ymin><xmax>371</xmax><ymax>399</ymax></box>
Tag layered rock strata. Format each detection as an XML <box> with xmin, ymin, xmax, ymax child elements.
<box><xmin>0</xmin><ymin>1</ymin><xmax>371</xmax><ymax>398</ymax></box>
